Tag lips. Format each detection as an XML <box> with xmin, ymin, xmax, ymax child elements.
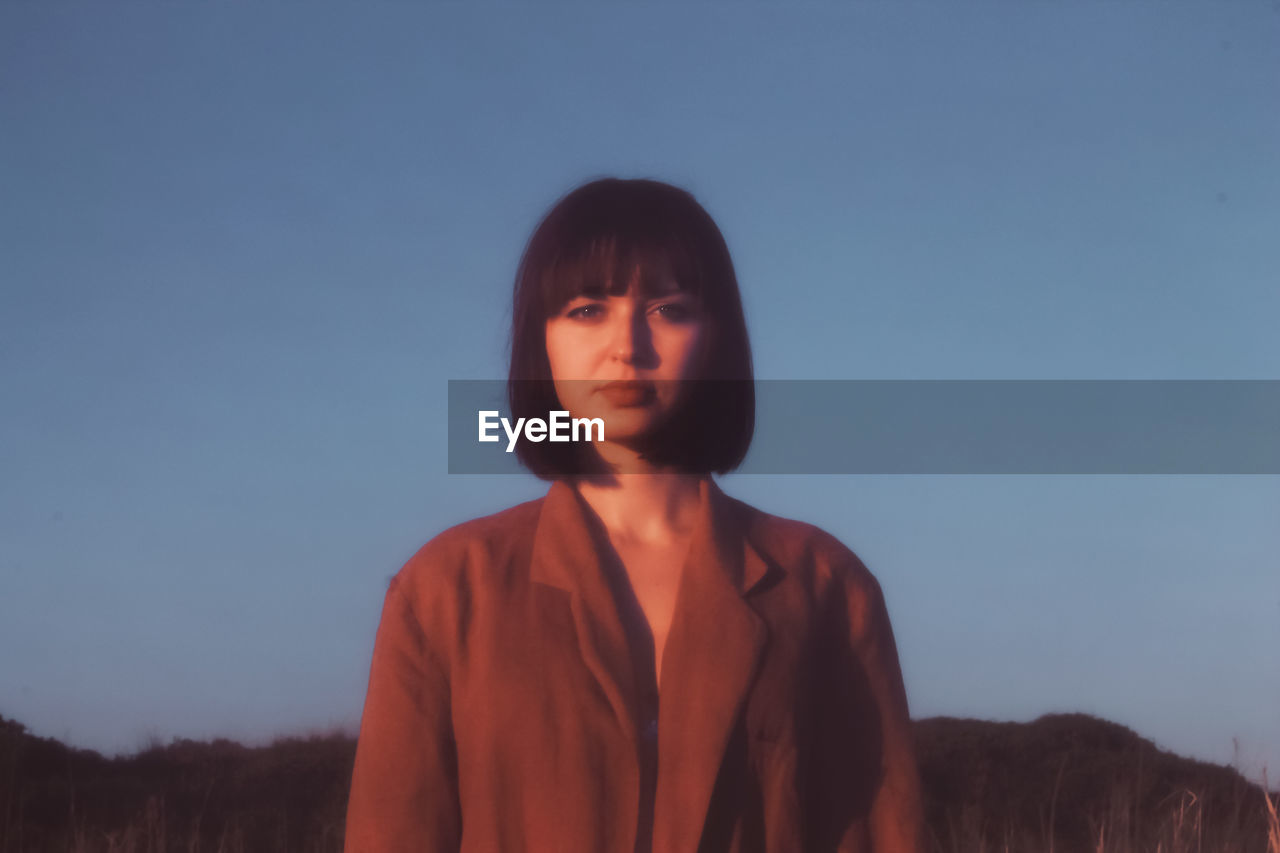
<box><xmin>597</xmin><ymin>380</ymin><xmax>657</xmax><ymax>406</ymax></box>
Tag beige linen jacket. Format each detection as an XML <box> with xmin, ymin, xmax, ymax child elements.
<box><xmin>345</xmin><ymin>477</ymin><xmax>924</xmax><ymax>852</ymax></box>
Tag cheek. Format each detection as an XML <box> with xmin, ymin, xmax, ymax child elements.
<box><xmin>544</xmin><ymin>324</ymin><xmax>585</xmax><ymax>380</ymax></box>
<box><xmin>544</xmin><ymin>324</ymin><xmax>594</xmax><ymax>414</ymax></box>
<box><xmin>552</xmin><ymin>380</ymin><xmax>594</xmax><ymax>422</ymax></box>
<box><xmin>665</xmin><ymin>325</ymin><xmax>709</xmax><ymax>379</ymax></box>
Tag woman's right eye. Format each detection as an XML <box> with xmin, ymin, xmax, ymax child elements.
<box><xmin>566</xmin><ymin>303</ymin><xmax>604</xmax><ymax>320</ymax></box>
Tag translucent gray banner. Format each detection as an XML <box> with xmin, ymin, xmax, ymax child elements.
<box><xmin>447</xmin><ymin>380</ymin><xmax>1280</xmax><ymax>474</ymax></box>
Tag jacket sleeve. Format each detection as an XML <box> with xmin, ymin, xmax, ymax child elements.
<box><xmin>345</xmin><ymin>574</ymin><xmax>462</xmax><ymax>852</ymax></box>
<box><xmin>847</xmin><ymin>570</ymin><xmax>926</xmax><ymax>853</ymax></box>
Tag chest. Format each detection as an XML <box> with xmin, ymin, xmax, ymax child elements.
<box><xmin>450</xmin><ymin>578</ymin><xmax>830</xmax><ymax>853</ymax></box>
<box><xmin>609</xmin><ymin>538</ymin><xmax>688</xmax><ymax>691</ymax></box>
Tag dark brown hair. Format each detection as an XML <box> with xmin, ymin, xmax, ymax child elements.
<box><xmin>507</xmin><ymin>177</ymin><xmax>754</xmax><ymax>478</ymax></box>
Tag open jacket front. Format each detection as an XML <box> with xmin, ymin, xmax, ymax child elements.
<box><xmin>344</xmin><ymin>478</ymin><xmax>924</xmax><ymax>853</ymax></box>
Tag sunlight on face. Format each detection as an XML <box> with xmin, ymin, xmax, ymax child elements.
<box><xmin>544</xmin><ymin>271</ymin><xmax>707</xmax><ymax>446</ymax></box>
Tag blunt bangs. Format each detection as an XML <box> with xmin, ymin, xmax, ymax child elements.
<box><xmin>535</xmin><ymin>201</ymin><xmax>710</xmax><ymax>318</ymax></box>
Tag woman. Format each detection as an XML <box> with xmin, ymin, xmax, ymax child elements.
<box><xmin>344</xmin><ymin>178</ymin><xmax>925</xmax><ymax>852</ymax></box>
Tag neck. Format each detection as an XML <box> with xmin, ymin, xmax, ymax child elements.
<box><xmin>570</xmin><ymin>472</ymin><xmax>709</xmax><ymax>547</ymax></box>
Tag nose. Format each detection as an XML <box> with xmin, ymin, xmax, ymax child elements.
<box><xmin>609</xmin><ymin>305</ymin><xmax>652</xmax><ymax>365</ymax></box>
<box><xmin>611</xmin><ymin>317</ymin><xmax>636</xmax><ymax>364</ymax></box>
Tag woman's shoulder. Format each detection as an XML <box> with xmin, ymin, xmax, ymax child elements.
<box><xmin>721</xmin><ymin>489</ymin><xmax>884</xmax><ymax>599</ymax></box>
<box><xmin>390</xmin><ymin>494</ymin><xmax>547</xmax><ymax>598</ymax></box>
<box><xmin>724</xmin><ymin>492</ymin><xmax>898</xmax><ymax>640</ymax></box>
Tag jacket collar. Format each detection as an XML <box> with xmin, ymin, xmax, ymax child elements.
<box><xmin>529</xmin><ymin>476</ymin><xmax>773</xmax><ymax>852</ymax></box>
<box><xmin>529</xmin><ymin>476</ymin><xmax>770</xmax><ymax>596</ymax></box>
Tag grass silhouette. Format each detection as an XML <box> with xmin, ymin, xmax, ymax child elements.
<box><xmin>1</xmin><ymin>712</ymin><xmax>1275</xmax><ymax>852</ymax></box>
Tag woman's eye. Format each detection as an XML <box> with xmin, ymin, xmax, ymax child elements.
<box><xmin>566</xmin><ymin>303</ymin><xmax>604</xmax><ymax>320</ymax></box>
<box><xmin>653</xmin><ymin>302</ymin><xmax>693</xmax><ymax>321</ymax></box>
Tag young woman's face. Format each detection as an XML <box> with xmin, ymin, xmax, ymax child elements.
<box><xmin>544</xmin><ymin>271</ymin><xmax>708</xmax><ymax>446</ymax></box>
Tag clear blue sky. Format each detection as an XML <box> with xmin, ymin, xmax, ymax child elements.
<box><xmin>2</xmin><ymin>3</ymin><xmax>1277</xmax><ymax>784</ymax></box>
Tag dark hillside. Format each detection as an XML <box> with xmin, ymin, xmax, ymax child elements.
<box><xmin>0</xmin><ymin>716</ymin><xmax>351</xmax><ymax>852</ymax></box>
<box><xmin>1</xmin><ymin>712</ymin><xmax>1275</xmax><ymax>852</ymax></box>
<box><xmin>916</xmin><ymin>712</ymin><xmax>1276</xmax><ymax>852</ymax></box>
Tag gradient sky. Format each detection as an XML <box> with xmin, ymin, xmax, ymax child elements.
<box><xmin>2</xmin><ymin>3</ymin><xmax>1277</xmax><ymax>785</ymax></box>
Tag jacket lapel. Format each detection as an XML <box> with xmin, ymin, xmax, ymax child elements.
<box><xmin>529</xmin><ymin>477</ymin><xmax>772</xmax><ymax>852</ymax></box>
<box><xmin>529</xmin><ymin>479</ymin><xmax>644</xmax><ymax>746</ymax></box>
<box><xmin>652</xmin><ymin>477</ymin><xmax>770</xmax><ymax>852</ymax></box>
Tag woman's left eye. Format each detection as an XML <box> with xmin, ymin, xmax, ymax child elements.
<box><xmin>653</xmin><ymin>302</ymin><xmax>693</xmax><ymax>321</ymax></box>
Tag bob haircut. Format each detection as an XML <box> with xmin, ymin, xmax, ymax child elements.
<box><xmin>507</xmin><ymin>177</ymin><xmax>755</xmax><ymax>479</ymax></box>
